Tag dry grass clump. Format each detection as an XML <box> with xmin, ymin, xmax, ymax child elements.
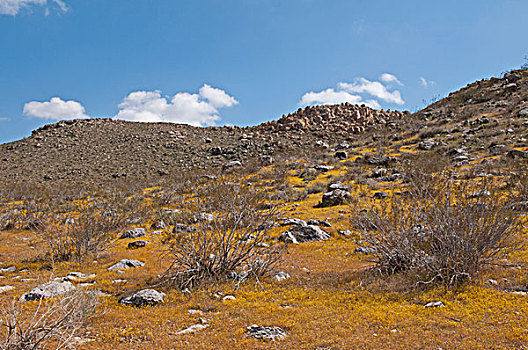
<box><xmin>0</xmin><ymin>290</ymin><xmax>97</xmax><ymax>350</ymax></box>
<box><xmin>160</xmin><ymin>179</ymin><xmax>285</xmax><ymax>290</ymax></box>
<box><xmin>353</xmin><ymin>175</ymin><xmax>524</xmax><ymax>287</ymax></box>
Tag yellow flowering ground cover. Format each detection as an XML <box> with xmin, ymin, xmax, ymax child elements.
<box><xmin>0</xmin><ymin>158</ymin><xmax>527</xmax><ymax>349</ymax></box>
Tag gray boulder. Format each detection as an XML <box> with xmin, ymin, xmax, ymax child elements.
<box><xmin>279</xmin><ymin>224</ymin><xmax>330</xmax><ymax>244</ymax></box>
<box><xmin>21</xmin><ymin>281</ymin><xmax>75</xmax><ymax>301</ymax></box>
<box><xmin>321</xmin><ymin>189</ymin><xmax>351</xmax><ymax>206</ymax></box>
<box><xmin>119</xmin><ymin>289</ymin><xmax>166</xmax><ymax>307</ymax></box>
<box><xmin>108</xmin><ymin>259</ymin><xmax>144</xmax><ymax>271</ymax></box>
<box><xmin>119</xmin><ymin>228</ymin><xmax>146</xmax><ymax>239</ymax></box>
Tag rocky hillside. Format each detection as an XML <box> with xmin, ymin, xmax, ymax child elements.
<box><xmin>0</xmin><ymin>104</ymin><xmax>406</xmax><ymax>186</ymax></box>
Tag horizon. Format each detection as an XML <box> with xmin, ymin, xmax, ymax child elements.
<box><xmin>1</xmin><ymin>0</ymin><xmax>527</xmax><ymax>143</ymax></box>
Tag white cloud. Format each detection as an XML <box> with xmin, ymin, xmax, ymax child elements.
<box><xmin>299</xmin><ymin>73</ymin><xmax>405</xmax><ymax>108</ymax></box>
<box><xmin>339</xmin><ymin>78</ymin><xmax>404</xmax><ymax>105</ymax></box>
<box><xmin>299</xmin><ymin>88</ymin><xmax>362</xmax><ymax>106</ymax></box>
<box><xmin>380</xmin><ymin>73</ymin><xmax>403</xmax><ymax>86</ymax></box>
<box><xmin>419</xmin><ymin>76</ymin><xmax>436</xmax><ymax>88</ymax></box>
<box><xmin>23</xmin><ymin>97</ymin><xmax>88</xmax><ymax>120</ymax></box>
<box><xmin>114</xmin><ymin>85</ymin><xmax>238</xmax><ymax>126</ymax></box>
<box><xmin>0</xmin><ymin>0</ymin><xmax>68</xmax><ymax>15</ymax></box>
<box><xmin>198</xmin><ymin>84</ymin><xmax>238</xmax><ymax>108</ymax></box>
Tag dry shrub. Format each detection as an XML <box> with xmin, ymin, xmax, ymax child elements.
<box><xmin>31</xmin><ymin>190</ymin><xmax>146</xmax><ymax>262</ymax></box>
<box><xmin>0</xmin><ymin>290</ymin><xmax>97</xmax><ymax>350</ymax></box>
<box><xmin>160</xmin><ymin>179</ymin><xmax>285</xmax><ymax>290</ymax></box>
<box><xmin>353</xmin><ymin>175</ymin><xmax>524</xmax><ymax>287</ymax></box>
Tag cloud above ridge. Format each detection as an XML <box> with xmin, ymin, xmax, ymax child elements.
<box><xmin>299</xmin><ymin>73</ymin><xmax>404</xmax><ymax>108</ymax></box>
<box><xmin>23</xmin><ymin>97</ymin><xmax>88</xmax><ymax>120</ymax></box>
<box><xmin>114</xmin><ymin>84</ymin><xmax>238</xmax><ymax>126</ymax></box>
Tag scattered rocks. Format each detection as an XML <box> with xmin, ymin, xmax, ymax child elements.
<box><xmin>246</xmin><ymin>325</ymin><xmax>287</xmax><ymax>341</ymax></box>
<box><xmin>21</xmin><ymin>281</ymin><xmax>75</xmax><ymax>301</ymax></box>
<box><xmin>119</xmin><ymin>228</ymin><xmax>146</xmax><ymax>239</ymax></box>
<box><xmin>108</xmin><ymin>259</ymin><xmax>145</xmax><ymax>271</ymax></box>
<box><xmin>119</xmin><ymin>289</ymin><xmax>166</xmax><ymax>307</ymax></box>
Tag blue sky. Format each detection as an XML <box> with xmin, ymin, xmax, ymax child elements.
<box><xmin>0</xmin><ymin>0</ymin><xmax>527</xmax><ymax>144</ymax></box>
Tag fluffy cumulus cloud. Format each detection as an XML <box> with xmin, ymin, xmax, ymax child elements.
<box><xmin>114</xmin><ymin>85</ymin><xmax>238</xmax><ymax>126</ymax></box>
<box><xmin>23</xmin><ymin>97</ymin><xmax>88</xmax><ymax>120</ymax></box>
<box><xmin>0</xmin><ymin>0</ymin><xmax>68</xmax><ymax>15</ymax></box>
<box><xmin>299</xmin><ymin>73</ymin><xmax>404</xmax><ymax>109</ymax></box>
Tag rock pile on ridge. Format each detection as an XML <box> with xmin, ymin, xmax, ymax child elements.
<box><xmin>257</xmin><ymin>103</ymin><xmax>408</xmax><ymax>135</ymax></box>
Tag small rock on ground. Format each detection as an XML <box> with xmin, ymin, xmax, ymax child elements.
<box><xmin>119</xmin><ymin>228</ymin><xmax>146</xmax><ymax>239</ymax></box>
<box><xmin>246</xmin><ymin>325</ymin><xmax>287</xmax><ymax>341</ymax></box>
<box><xmin>424</xmin><ymin>301</ymin><xmax>445</xmax><ymax>308</ymax></box>
<box><xmin>176</xmin><ymin>324</ymin><xmax>210</xmax><ymax>334</ymax></box>
<box><xmin>108</xmin><ymin>259</ymin><xmax>145</xmax><ymax>271</ymax></box>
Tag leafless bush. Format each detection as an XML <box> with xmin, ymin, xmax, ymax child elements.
<box><xmin>0</xmin><ymin>290</ymin><xmax>97</xmax><ymax>350</ymax></box>
<box><xmin>31</xmin><ymin>190</ymin><xmax>146</xmax><ymax>262</ymax></box>
<box><xmin>160</xmin><ymin>179</ymin><xmax>285</xmax><ymax>290</ymax></box>
<box><xmin>352</xmin><ymin>175</ymin><xmax>524</xmax><ymax>287</ymax></box>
